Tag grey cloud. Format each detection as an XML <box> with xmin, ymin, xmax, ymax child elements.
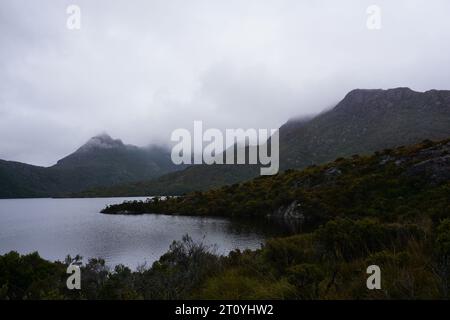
<box><xmin>1</xmin><ymin>0</ymin><xmax>450</xmax><ymax>165</ymax></box>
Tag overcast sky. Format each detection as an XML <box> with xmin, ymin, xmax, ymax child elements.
<box><xmin>1</xmin><ymin>0</ymin><xmax>450</xmax><ymax>166</ymax></box>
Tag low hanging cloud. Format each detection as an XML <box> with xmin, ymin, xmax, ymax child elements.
<box><xmin>1</xmin><ymin>0</ymin><xmax>450</xmax><ymax>166</ymax></box>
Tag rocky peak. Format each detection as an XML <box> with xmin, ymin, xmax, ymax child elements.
<box><xmin>77</xmin><ymin>134</ymin><xmax>125</xmax><ymax>152</ymax></box>
<box><xmin>333</xmin><ymin>87</ymin><xmax>420</xmax><ymax>114</ymax></box>
<box><xmin>343</xmin><ymin>87</ymin><xmax>416</xmax><ymax>104</ymax></box>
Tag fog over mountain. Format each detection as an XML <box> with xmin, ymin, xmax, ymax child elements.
<box><xmin>1</xmin><ymin>0</ymin><xmax>450</xmax><ymax>166</ymax></box>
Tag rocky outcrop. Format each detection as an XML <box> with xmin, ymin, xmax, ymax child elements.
<box><xmin>405</xmin><ymin>154</ymin><xmax>450</xmax><ymax>185</ymax></box>
<box><xmin>271</xmin><ymin>200</ymin><xmax>306</xmax><ymax>221</ymax></box>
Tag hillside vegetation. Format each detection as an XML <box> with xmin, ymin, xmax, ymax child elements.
<box><xmin>102</xmin><ymin>138</ymin><xmax>450</xmax><ymax>225</ymax></box>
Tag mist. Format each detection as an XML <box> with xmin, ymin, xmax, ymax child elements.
<box><xmin>1</xmin><ymin>0</ymin><xmax>450</xmax><ymax>166</ymax></box>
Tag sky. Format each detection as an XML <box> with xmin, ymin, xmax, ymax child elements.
<box><xmin>1</xmin><ymin>0</ymin><xmax>450</xmax><ymax>166</ymax></box>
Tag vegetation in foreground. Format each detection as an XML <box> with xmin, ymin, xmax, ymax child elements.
<box><xmin>1</xmin><ymin>139</ymin><xmax>450</xmax><ymax>299</ymax></box>
<box><xmin>1</xmin><ymin>216</ymin><xmax>450</xmax><ymax>300</ymax></box>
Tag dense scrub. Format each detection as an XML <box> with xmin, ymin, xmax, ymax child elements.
<box><xmin>102</xmin><ymin>139</ymin><xmax>450</xmax><ymax>227</ymax></box>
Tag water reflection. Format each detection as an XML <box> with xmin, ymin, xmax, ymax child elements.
<box><xmin>0</xmin><ymin>198</ymin><xmax>296</xmax><ymax>269</ymax></box>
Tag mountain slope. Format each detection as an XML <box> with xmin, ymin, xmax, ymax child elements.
<box><xmin>279</xmin><ymin>87</ymin><xmax>450</xmax><ymax>168</ymax></box>
<box><xmin>79</xmin><ymin>87</ymin><xmax>450</xmax><ymax>197</ymax></box>
<box><xmin>0</xmin><ymin>134</ymin><xmax>182</xmax><ymax>198</ymax></box>
<box><xmin>102</xmin><ymin>137</ymin><xmax>450</xmax><ymax>222</ymax></box>
<box><xmin>0</xmin><ymin>161</ymin><xmax>57</xmax><ymax>198</ymax></box>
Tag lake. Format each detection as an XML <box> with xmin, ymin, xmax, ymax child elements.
<box><xmin>0</xmin><ymin>197</ymin><xmax>293</xmax><ymax>269</ymax></box>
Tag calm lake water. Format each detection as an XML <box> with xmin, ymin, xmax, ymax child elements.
<box><xmin>0</xmin><ymin>197</ymin><xmax>292</xmax><ymax>269</ymax></box>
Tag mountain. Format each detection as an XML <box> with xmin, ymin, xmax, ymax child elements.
<box><xmin>279</xmin><ymin>87</ymin><xmax>450</xmax><ymax>169</ymax></box>
<box><xmin>0</xmin><ymin>134</ymin><xmax>182</xmax><ymax>198</ymax></box>
<box><xmin>77</xmin><ymin>87</ymin><xmax>450</xmax><ymax>197</ymax></box>
<box><xmin>0</xmin><ymin>161</ymin><xmax>56</xmax><ymax>198</ymax></box>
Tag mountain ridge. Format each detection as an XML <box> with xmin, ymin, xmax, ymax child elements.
<box><xmin>76</xmin><ymin>87</ymin><xmax>450</xmax><ymax>197</ymax></box>
<box><xmin>2</xmin><ymin>87</ymin><xmax>450</xmax><ymax>198</ymax></box>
